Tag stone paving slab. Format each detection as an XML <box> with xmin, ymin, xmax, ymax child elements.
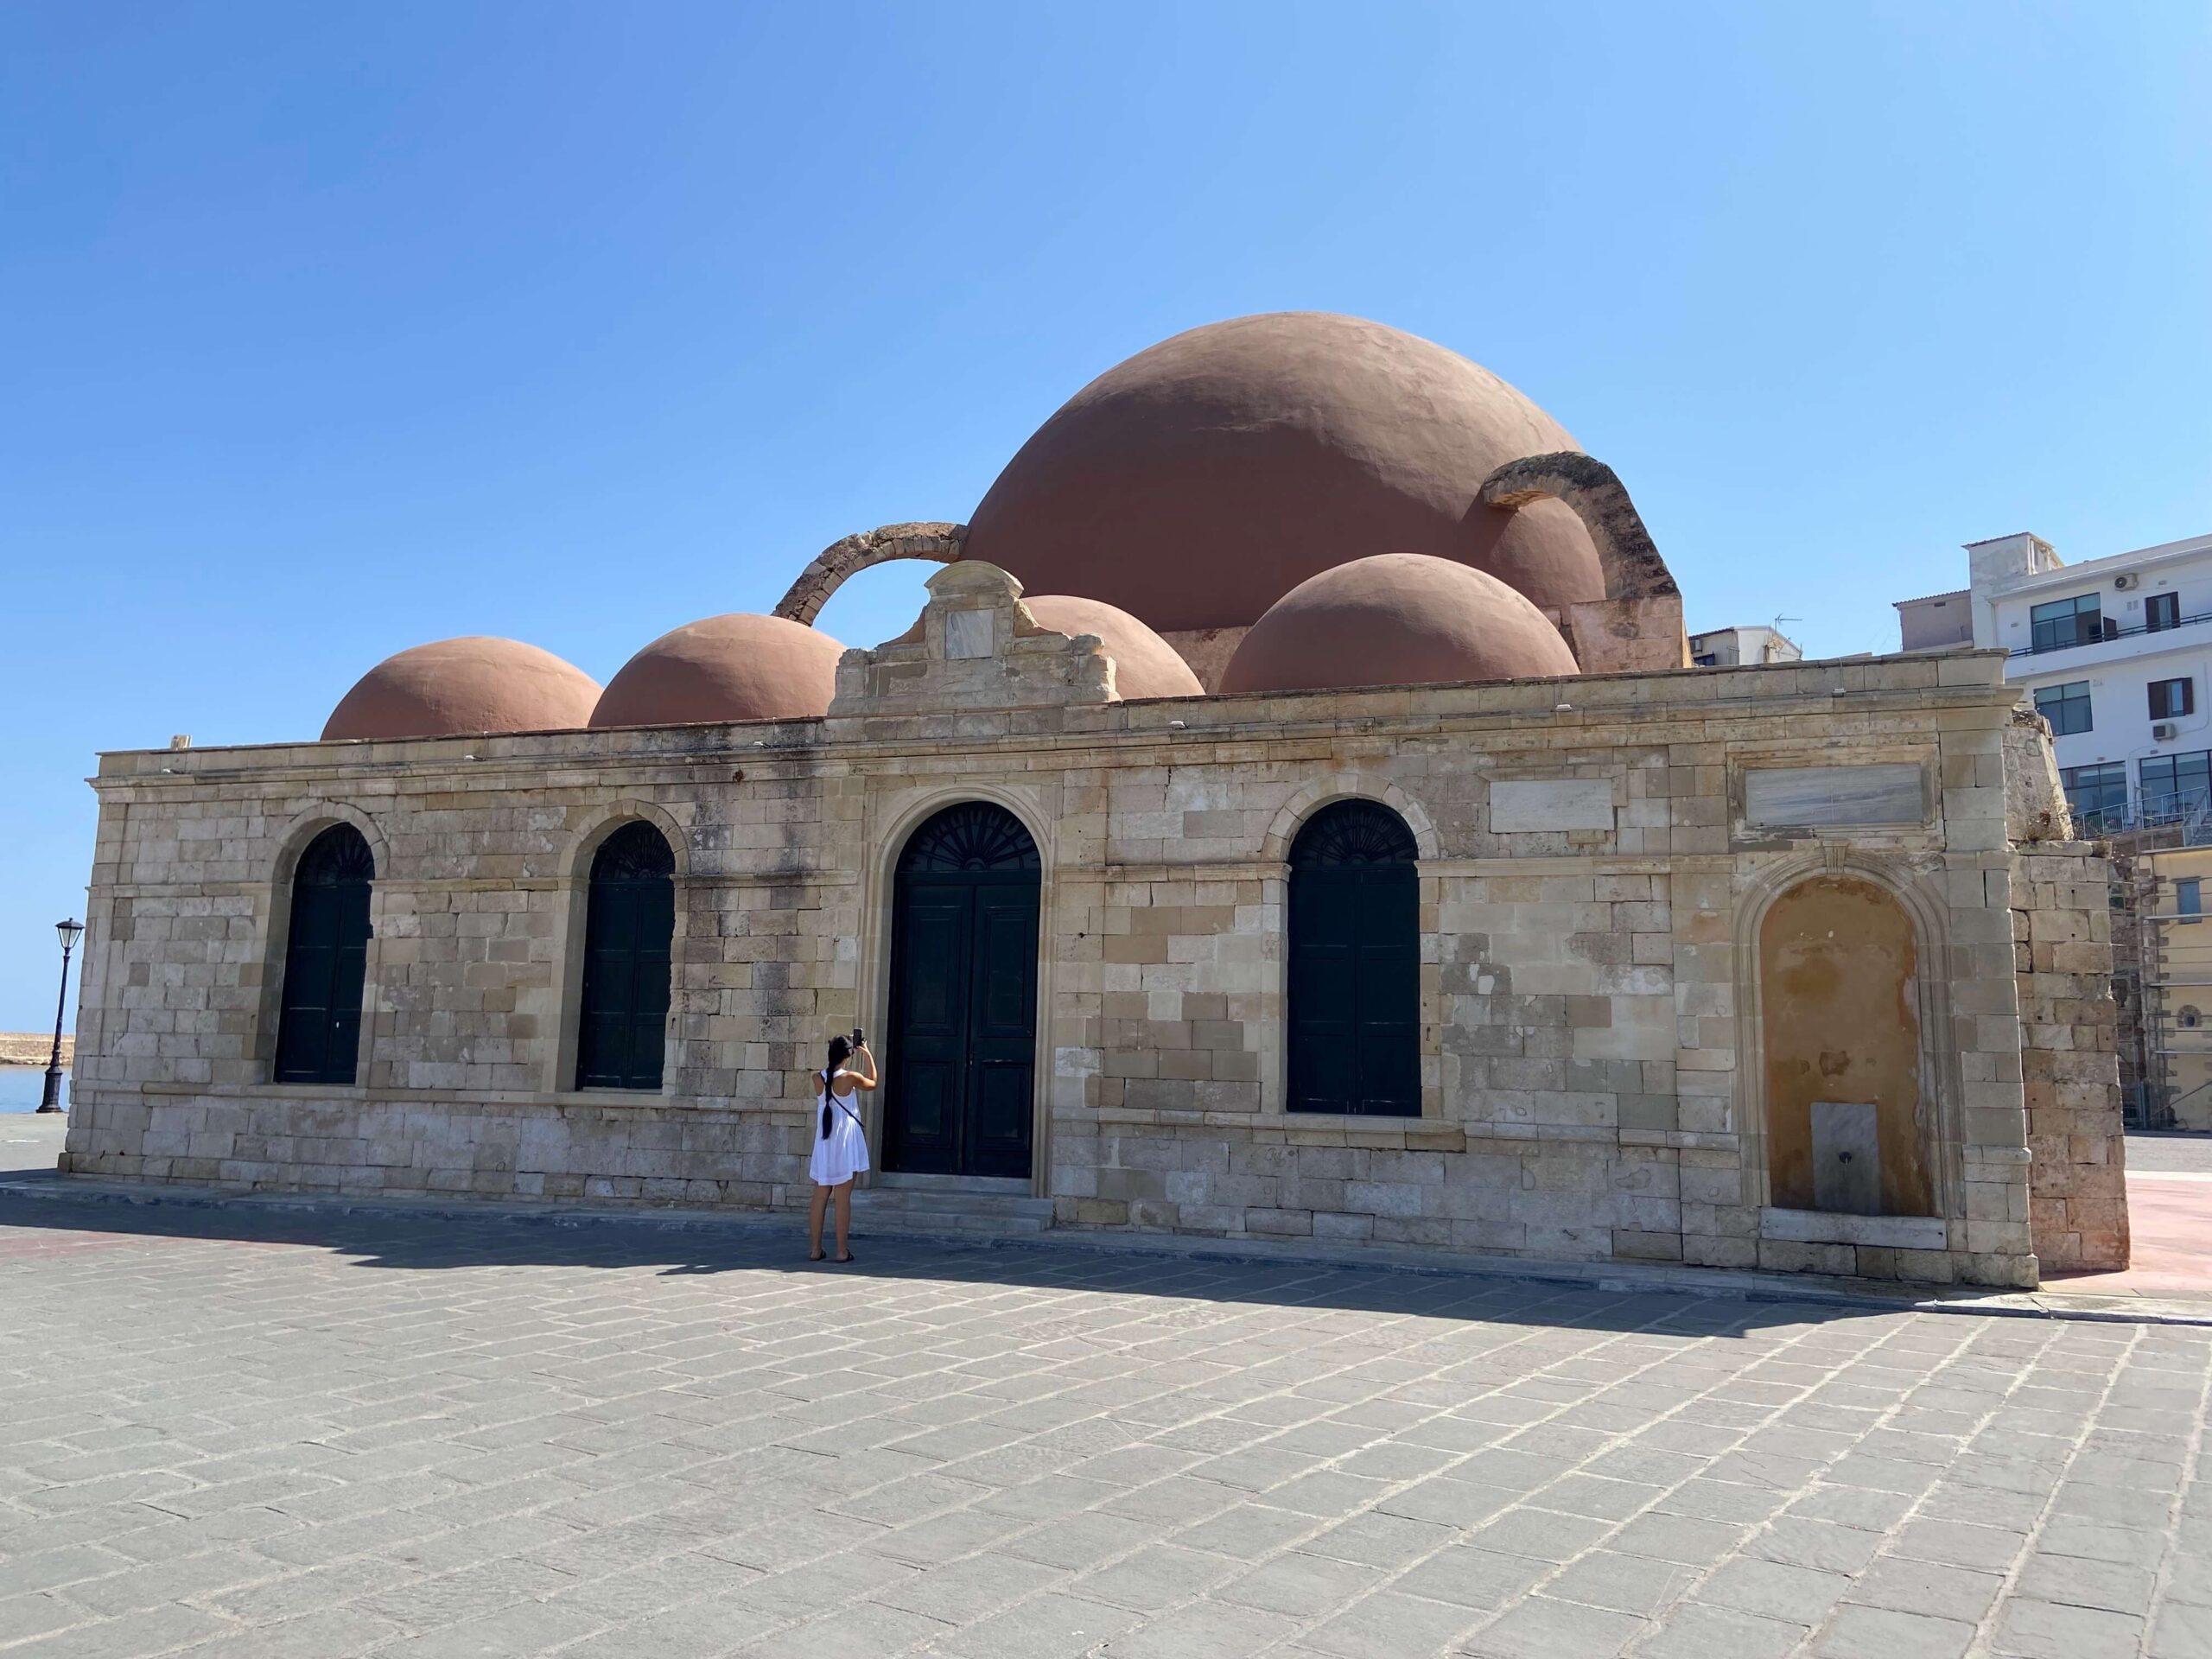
<box><xmin>2123</xmin><ymin>1133</ymin><xmax>2212</xmax><ymax>1174</ymax></box>
<box><xmin>0</xmin><ymin>1196</ymin><xmax>2208</xmax><ymax>1657</ymax></box>
<box><xmin>2045</xmin><ymin>1173</ymin><xmax>2212</xmax><ymax>1306</ymax></box>
<box><xmin>0</xmin><ymin>1111</ymin><xmax>66</xmax><ymax>1178</ymax></box>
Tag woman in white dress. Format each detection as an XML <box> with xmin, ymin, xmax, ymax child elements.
<box><xmin>808</xmin><ymin>1033</ymin><xmax>876</xmax><ymax>1263</ymax></box>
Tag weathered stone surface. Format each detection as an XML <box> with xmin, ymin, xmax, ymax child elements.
<box><xmin>2012</xmin><ymin>845</ymin><xmax>2130</xmax><ymax>1271</ymax></box>
<box><xmin>61</xmin><ymin>640</ymin><xmax>2113</xmax><ymax>1289</ymax></box>
<box><xmin>828</xmin><ymin>561</ymin><xmax>1116</xmax><ymax>715</ymax></box>
<box><xmin>771</xmin><ymin>520</ymin><xmax>964</xmax><ymax>626</ymax></box>
<box><xmin>1490</xmin><ymin>779</ymin><xmax>1615</xmax><ymax>833</ymax></box>
<box><xmin>1478</xmin><ymin>451</ymin><xmax>1675</xmax><ymax>601</ymax></box>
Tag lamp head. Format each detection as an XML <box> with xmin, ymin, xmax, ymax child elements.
<box><xmin>55</xmin><ymin>918</ymin><xmax>84</xmax><ymax>953</ymax></box>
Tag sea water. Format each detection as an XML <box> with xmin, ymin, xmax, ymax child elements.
<box><xmin>0</xmin><ymin>1069</ymin><xmax>66</xmax><ymax>1112</ymax></box>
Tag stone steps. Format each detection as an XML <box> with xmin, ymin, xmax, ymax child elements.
<box><xmin>849</xmin><ymin>1185</ymin><xmax>1054</xmax><ymax>1236</ymax></box>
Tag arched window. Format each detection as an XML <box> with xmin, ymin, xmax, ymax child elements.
<box><xmin>274</xmin><ymin>824</ymin><xmax>375</xmax><ymax>1084</ymax></box>
<box><xmin>575</xmin><ymin>822</ymin><xmax>676</xmax><ymax>1091</ymax></box>
<box><xmin>1287</xmin><ymin>799</ymin><xmax>1420</xmax><ymax>1116</ymax></box>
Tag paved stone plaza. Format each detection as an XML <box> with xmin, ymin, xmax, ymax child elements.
<box><xmin>0</xmin><ymin>1195</ymin><xmax>2208</xmax><ymax>1659</ymax></box>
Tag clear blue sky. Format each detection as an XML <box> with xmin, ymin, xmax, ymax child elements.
<box><xmin>3</xmin><ymin>3</ymin><xmax>2209</xmax><ymax>1029</ymax></box>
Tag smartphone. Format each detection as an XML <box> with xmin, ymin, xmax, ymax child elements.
<box><xmin>852</xmin><ymin>1027</ymin><xmax>865</xmax><ymax>1047</ymax></box>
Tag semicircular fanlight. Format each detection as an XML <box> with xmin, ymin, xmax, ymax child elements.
<box><xmin>591</xmin><ymin>820</ymin><xmax>676</xmax><ymax>882</ymax></box>
<box><xmin>1288</xmin><ymin>799</ymin><xmax>1417</xmax><ymax>868</ymax></box>
<box><xmin>296</xmin><ymin>823</ymin><xmax>377</xmax><ymax>885</ymax></box>
<box><xmin>897</xmin><ymin>802</ymin><xmax>1039</xmax><ymax>874</ymax></box>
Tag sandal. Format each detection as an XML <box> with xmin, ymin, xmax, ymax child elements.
<box><xmin>835</xmin><ymin>1251</ymin><xmax>855</xmax><ymax>1264</ymax></box>
<box><xmin>809</xmin><ymin>1249</ymin><xmax>825</xmax><ymax>1262</ymax></box>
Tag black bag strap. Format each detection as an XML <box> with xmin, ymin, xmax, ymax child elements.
<box><xmin>820</xmin><ymin>1070</ymin><xmax>866</xmax><ymax>1139</ymax></box>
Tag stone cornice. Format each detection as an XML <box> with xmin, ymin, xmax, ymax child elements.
<box><xmin>92</xmin><ymin>655</ymin><xmax>2018</xmax><ymax>799</ymax></box>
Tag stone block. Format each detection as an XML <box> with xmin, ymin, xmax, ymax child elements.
<box><xmin>1490</xmin><ymin>779</ymin><xmax>1614</xmax><ymax>832</ymax></box>
<box><xmin>1611</xmin><ymin>1229</ymin><xmax>1684</xmax><ymax>1261</ymax></box>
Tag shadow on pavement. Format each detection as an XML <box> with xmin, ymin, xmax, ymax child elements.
<box><xmin>0</xmin><ymin>1182</ymin><xmax>1924</xmax><ymax>1341</ymax></box>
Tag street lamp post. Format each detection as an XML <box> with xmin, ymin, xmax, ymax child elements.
<box><xmin>37</xmin><ymin>918</ymin><xmax>84</xmax><ymax>1114</ymax></box>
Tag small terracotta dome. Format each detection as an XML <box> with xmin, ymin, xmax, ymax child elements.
<box><xmin>1021</xmin><ymin>595</ymin><xmax>1203</xmax><ymax>701</ymax></box>
<box><xmin>1218</xmin><ymin>554</ymin><xmax>1580</xmax><ymax>696</ymax></box>
<box><xmin>321</xmin><ymin>638</ymin><xmax>601</xmax><ymax>741</ymax></box>
<box><xmin>589</xmin><ymin>613</ymin><xmax>845</xmax><ymax>728</ymax></box>
<box><xmin>964</xmin><ymin>311</ymin><xmax>1606</xmax><ymax>632</ymax></box>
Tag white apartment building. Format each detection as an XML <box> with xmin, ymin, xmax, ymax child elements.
<box><xmin>1897</xmin><ymin>529</ymin><xmax>2212</xmax><ymax>835</ymax></box>
<box><xmin>1688</xmin><ymin>624</ymin><xmax>1802</xmax><ymax>667</ymax></box>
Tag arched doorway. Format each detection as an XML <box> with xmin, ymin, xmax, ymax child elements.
<box><xmin>885</xmin><ymin>802</ymin><xmax>1040</xmax><ymax>1178</ymax></box>
<box><xmin>1758</xmin><ymin>874</ymin><xmax>1933</xmax><ymax>1216</ymax></box>
<box><xmin>274</xmin><ymin>823</ymin><xmax>375</xmax><ymax>1084</ymax></box>
<box><xmin>1287</xmin><ymin>799</ymin><xmax>1421</xmax><ymax>1116</ymax></box>
<box><xmin>575</xmin><ymin>822</ymin><xmax>675</xmax><ymax>1090</ymax></box>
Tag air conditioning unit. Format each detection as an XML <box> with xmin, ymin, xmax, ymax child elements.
<box><xmin>2154</xmin><ymin>721</ymin><xmax>2179</xmax><ymax>741</ymax></box>
<box><xmin>2115</xmin><ymin>573</ymin><xmax>2140</xmax><ymax>590</ymax></box>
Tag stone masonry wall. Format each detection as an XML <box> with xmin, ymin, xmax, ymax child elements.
<box><xmin>63</xmin><ymin>647</ymin><xmax>2093</xmax><ymax>1287</ymax></box>
<box><xmin>2012</xmin><ymin>846</ymin><xmax>2131</xmax><ymax>1272</ymax></box>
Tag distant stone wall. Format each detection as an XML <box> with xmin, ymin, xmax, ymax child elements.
<box><xmin>0</xmin><ymin>1033</ymin><xmax>72</xmax><ymax>1068</ymax></box>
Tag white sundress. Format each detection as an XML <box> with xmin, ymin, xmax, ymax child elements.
<box><xmin>810</xmin><ymin>1073</ymin><xmax>870</xmax><ymax>1186</ymax></box>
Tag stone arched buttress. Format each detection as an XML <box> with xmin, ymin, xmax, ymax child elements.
<box><xmin>1477</xmin><ymin>453</ymin><xmax>1677</xmax><ymax>602</ymax></box>
<box><xmin>772</xmin><ymin>523</ymin><xmax>968</xmax><ymax>626</ymax></box>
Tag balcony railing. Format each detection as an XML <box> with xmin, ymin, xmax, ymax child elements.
<box><xmin>2012</xmin><ymin>608</ymin><xmax>2212</xmax><ymax>658</ymax></box>
<box><xmin>2073</xmin><ymin>788</ymin><xmax>2212</xmax><ymax>843</ymax></box>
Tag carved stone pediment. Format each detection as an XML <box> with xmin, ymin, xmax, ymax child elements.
<box><xmin>828</xmin><ymin>562</ymin><xmax>1116</xmax><ymax>716</ymax></box>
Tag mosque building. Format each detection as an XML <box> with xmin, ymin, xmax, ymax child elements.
<box><xmin>62</xmin><ymin>313</ymin><xmax>2128</xmax><ymax>1286</ymax></box>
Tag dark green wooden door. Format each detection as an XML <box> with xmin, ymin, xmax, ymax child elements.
<box><xmin>1287</xmin><ymin>801</ymin><xmax>1420</xmax><ymax>1116</ymax></box>
<box><xmin>887</xmin><ymin>804</ymin><xmax>1039</xmax><ymax>1178</ymax></box>
<box><xmin>575</xmin><ymin>822</ymin><xmax>675</xmax><ymax>1090</ymax></box>
<box><xmin>274</xmin><ymin>824</ymin><xmax>375</xmax><ymax>1084</ymax></box>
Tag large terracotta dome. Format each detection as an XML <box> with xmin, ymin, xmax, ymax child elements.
<box><xmin>322</xmin><ymin>638</ymin><xmax>601</xmax><ymax>741</ymax></box>
<box><xmin>1020</xmin><ymin>595</ymin><xmax>1203</xmax><ymax>701</ymax></box>
<box><xmin>963</xmin><ymin>312</ymin><xmax>1606</xmax><ymax>633</ymax></box>
<box><xmin>1219</xmin><ymin>554</ymin><xmax>1580</xmax><ymax>696</ymax></box>
<box><xmin>590</xmin><ymin>613</ymin><xmax>845</xmax><ymax>728</ymax></box>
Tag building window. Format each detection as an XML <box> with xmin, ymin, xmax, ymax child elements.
<box><xmin>1692</xmin><ymin>653</ymin><xmax>1718</xmax><ymax>667</ymax></box>
<box><xmin>2179</xmin><ymin>1005</ymin><xmax>2202</xmax><ymax>1029</ymax></box>
<box><xmin>2061</xmin><ymin>763</ymin><xmax>2129</xmax><ymax>835</ymax></box>
<box><xmin>2034</xmin><ymin>680</ymin><xmax>2093</xmax><ymax>736</ymax></box>
<box><xmin>2178</xmin><ymin>878</ymin><xmax>2202</xmax><ymax>924</ymax></box>
<box><xmin>2151</xmin><ymin>677</ymin><xmax>2196</xmax><ymax>721</ymax></box>
<box><xmin>575</xmin><ymin>822</ymin><xmax>675</xmax><ymax>1090</ymax></box>
<box><xmin>2140</xmin><ymin>752</ymin><xmax>2212</xmax><ymax>825</ymax></box>
<box><xmin>2030</xmin><ymin>593</ymin><xmax>2102</xmax><ymax>652</ymax></box>
<box><xmin>274</xmin><ymin>824</ymin><xmax>375</xmax><ymax>1085</ymax></box>
<box><xmin>2148</xmin><ymin>592</ymin><xmax>2181</xmax><ymax>632</ymax></box>
<box><xmin>1287</xmin><ymin>799</ymin><xmax>1420</xmax><ymax>1117</ymax></box>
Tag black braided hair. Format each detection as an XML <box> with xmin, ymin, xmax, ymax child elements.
<box><xmin>821</xmin><ymin>1035</ymin><xmax>853</xmax><ymax>1140</ymax></box>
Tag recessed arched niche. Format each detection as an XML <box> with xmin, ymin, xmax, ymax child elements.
<box><xmin>1758</xmin><ymin>874</ymin><xmax>1935</xmax><ymax>1217</ymax></box>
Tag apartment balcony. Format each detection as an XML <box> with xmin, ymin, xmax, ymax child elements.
<box><xmin>2074</xmin><ymin>790</ymin><xmax>2212</xmax><ymax>845</ymax></box>
<box><xmin>2011</xmin><ymin>609</ymin><xmax>2212</xmax><ymax>659</ymax></box>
